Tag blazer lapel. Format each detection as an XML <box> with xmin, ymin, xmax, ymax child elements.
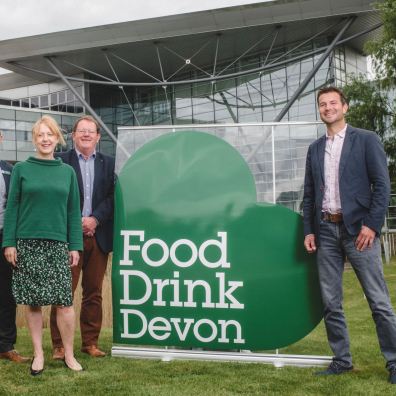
<box><xmin>339</xmin><ymin>126</ymin><xmax>355</xmax><ymax>180</ymax></box>
<box><xmin>93</xmin><ymin>153</ymin><xmax>103</xmax><ymax>206</ymax></box>
<box><xmin>317</xmin><ymin>135</ymin><xmax>326</xmax><ymax>184</ymax></box>
<box><xmin>71</xmin><ymin>150</ymin><xmax>84</xmax><ymax>202</ymax></box>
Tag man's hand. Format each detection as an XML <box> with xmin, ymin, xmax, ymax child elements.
<box><xmin>82</xmin><ymin>216</ymin><xmax>98</xmax><ymax>237</ymax></box>
<box><xmin>4</xmin><ymin>247</ymin><xmax>17</xmax><ymax>267</ymax></box>
<box><xmin>355</xmin><ymin>225</ymin><xmax>376</xmax><ymax>251</ymax></box>
<box><xmin>69</xmin><ymin>250</ymin><xmax>80</xmax><ymax>267</ymax></box>
<box><xmin>304</xmin><ymin>234</ymin><xmax>317</xmax><ymax>253</ymax></box>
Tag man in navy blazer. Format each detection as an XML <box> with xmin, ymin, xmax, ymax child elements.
<box><xmin>0</xmin><ymin>135</ymin><xmax>29</xmax><ymax>363</ymax></box>
<box><xmin>50</xmin><ymin>116</ymin><xmax>115</xmax><ymax>358</ymax></box>
<box><xmin>303</xmin><ymin>86</ymin><xmax>396</xmax><ymax>383</ymax></box>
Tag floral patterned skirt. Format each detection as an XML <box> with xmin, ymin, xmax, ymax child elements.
<box><xmin>12</xmin><ymin>239</ymin><xmax>72</xmax><ymax>307</ymax></box>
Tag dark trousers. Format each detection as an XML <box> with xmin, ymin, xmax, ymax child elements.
<box><xmin>0</xmin><ymin>234</ymin><xmax>17</xmax><ymax>353</ymax></box>
<box><xmin>50</xmin><ymin>236</ymin><xmax>108</xmax><ymax>348</ymax></box>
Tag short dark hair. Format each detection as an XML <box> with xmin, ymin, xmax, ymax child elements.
<box><xmin>317</xmin><ymin>86</ymin><xmax>348</xmax><ymax>105</ymax></box>
<box><xmin>73</xmin><ymin>115</ymin><xmax>100</xmax><ymax>133</ymax></box>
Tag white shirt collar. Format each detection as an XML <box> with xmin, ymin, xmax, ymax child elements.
<box><xmin>75</xmin><ymin>148</ymin><xmax>96</xmax><ymax>160</ymax></box>
<box><xmin>326</xmin><ymin>124</ymin><xmax>347</xmax><ymax>140</ymax></box>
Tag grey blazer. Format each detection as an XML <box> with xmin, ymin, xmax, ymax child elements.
<box><xmin>0</xmin><ymin>160</ymin><xmax>12</xmax><ymax>195</ymax></box>
<box><xmin>303</xmin><ymin>125</ymin><xmax>390</xmax><ymax>240</ymax></box>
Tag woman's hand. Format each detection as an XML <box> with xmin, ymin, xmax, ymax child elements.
<box><xmin>69</xmin><ymin>250</ymin><xmax>80</xmax><ymax>267</ymax></box>
<box><xmin>4</xmin><ymin>247</ymin><xmax>17</xmax><ymax>267</ymax></box>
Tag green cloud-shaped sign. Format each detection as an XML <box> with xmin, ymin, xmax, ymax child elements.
<box><xmin>112</xmin><ymin>131</ymin><xmax>322</xmax><ymax>350</ymax></box>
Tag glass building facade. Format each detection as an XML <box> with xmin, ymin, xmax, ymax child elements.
<box><xmin>0</xmin><ymin>36</ymin><xmax>366</xmax><ymax>160</ymax></box>
<box><xmin>0</xmin><ymin>84</ymin><xmax>84</xmax><ymax>114</ymax></box>
<box><xmin>0</xmin><ymin>106</ymin><xmax>82</xmax><ymax>162</ymax></box>
<box><xmin>90</xmin><ymin>39</ymin><xmax>362</xmax><ymax>156</ymax></box>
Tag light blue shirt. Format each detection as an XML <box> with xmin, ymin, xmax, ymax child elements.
<box><xmin>76</xmin><ymin>149</ymin><xmax>96</xmax><ymax>217</ymax></box>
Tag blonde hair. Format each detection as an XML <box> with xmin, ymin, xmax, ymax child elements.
<box><xmin>32</xmin><ymin>115</ymin><xmax>66</xmax><ymax>146</ymax></box>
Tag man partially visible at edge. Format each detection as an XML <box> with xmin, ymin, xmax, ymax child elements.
<box><xmin>303</xmin><ymin>86</ymin><xmax>396</xmax><ymax>384</ymax></box>
<box><xmin>0</xmin><ymin>131</ymin><xmax>29</xmax><ymax>364</ymax></box>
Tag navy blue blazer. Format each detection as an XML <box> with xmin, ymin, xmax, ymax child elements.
<box><xmin>303</xmin><ymin>125</ymin><xmax>390</xmax><ymax>240</ymax></box>
<box><xmin>56</xmin><ymin>150</ymin><xmax>115</xmax><ymax>254</ymax></box>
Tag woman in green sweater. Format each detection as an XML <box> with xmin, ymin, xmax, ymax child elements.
<box><xmin>2</xmin><ymin>115</ymin><xmax>83</xmax><ymax>374</ymax></box>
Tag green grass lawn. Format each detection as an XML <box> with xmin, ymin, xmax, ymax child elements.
<box><xmin>2</xmin><ymin>263</ymin><xmax>396</xmax><ymax>395</ymax></box>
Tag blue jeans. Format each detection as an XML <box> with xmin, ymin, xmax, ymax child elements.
<box><xmin>317</xmin><ymin>220</ymin><xmax>396</xmax><ymax>368</ymax></box>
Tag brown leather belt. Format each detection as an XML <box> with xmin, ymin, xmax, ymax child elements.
<box><xmin>322</xmin><ymin>212</ymin><xmax>343</xmax><ymax>223</ymax></box>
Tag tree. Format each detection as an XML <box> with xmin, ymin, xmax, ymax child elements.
<box><xmin>343</xmin><ymin>75</ymin><xmax>396</xmax><ymax>176</ymax></box>
<box><xmin>343</xmin><ymin>76</ymin><xmax>390</xmax><ymax>140</ymax></box>
<box><xmin>365</xmin><ymin>0</ymin><xmax>396</xmax><ymax>88</ymax></box>
<box><xmin>343</xmin><ymin>1</ymin><xmax>396</xmax><ymax>176</ymax></box>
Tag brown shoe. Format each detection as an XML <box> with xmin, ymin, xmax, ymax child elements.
<box><xmin>81</xmin><ymin>345</ymin><xmax>106</xmax><ymax>357</ymax></box>
<box><xmin>0</xmin><ymin>350</ymin><xmax>30</xmax><ymax>363</ymax></box>
<box><xmin>52</xmin><ymin>347</ymin><xmax>65</xmax><ymax>360</ymax></box>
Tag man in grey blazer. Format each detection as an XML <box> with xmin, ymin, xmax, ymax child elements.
<box><xmin>303</xmin><ymin>86</ymin><xmax>396</xmax><ymax>383</ymax></box>
<box><xmin>0</xmin><ymin>132</ymin><xmax>29</xmax><ymax>363</ymax></box>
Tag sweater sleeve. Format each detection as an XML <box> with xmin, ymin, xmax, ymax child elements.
<box><xmin>67</xmin><ymin>170</ymin><xmax>83</xmax><ymax>251</ymax></box>
<box><xmin>2</xmin><ymin>165</ymin><xmax>21</xmax><ymax>248</ymax></box>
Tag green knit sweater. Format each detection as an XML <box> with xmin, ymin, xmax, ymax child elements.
<box><xmin>2</xmin><ymin>156</ymin><xmax>83</xmax><ymax>251</ymax></box>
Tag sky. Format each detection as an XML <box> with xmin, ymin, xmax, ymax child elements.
<box><xmin>0</xmin><ymin>0</ymin><xmax>268</xmax><ymax>75</ymax></box>
<box><xmin>0</xmin><ymin>0</ymin><xmax>267</xmax><ymax>40</ymax></box>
